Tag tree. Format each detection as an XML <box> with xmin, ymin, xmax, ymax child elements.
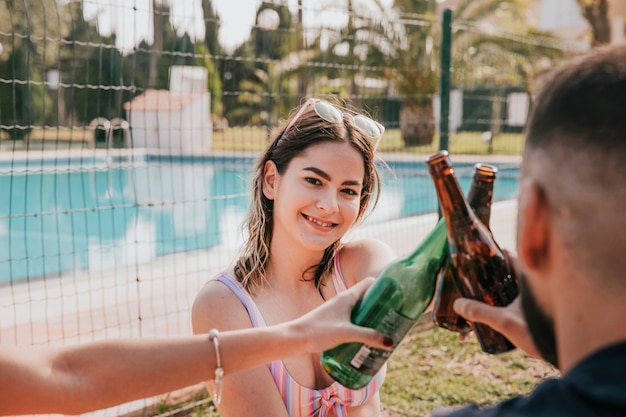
<box><xmin>391</xmin><ymin>0</ymin><xmax>440</xmax><ymax>146</ymax></box>
<box><xmin>149</xmin><ymin>0</ymin><xmax>164</xmax><ymax>88</ymax></box>
<box><xmin>0</xmin><ymin>0</ymin><xmax>71</xmax><ymax>67</ymax></box>
<box><xmin>0</xmin><ymin>47</ymin><xmax>47</xmax><ymax>139</ymax></box>
<box><xmin>59</xmin><ymin>1</ymin><xmax>124</xmax><ymax>126</ymax></box>
<box><xmin>201</xmin><ymin>0</ymin><xmax>222</xmax><ymax>57</ymax></box>
<box><xmin>222</xmin><ymin>3</ymin><xmax>296</xmax><ymax>127</ymax></box>
<box><xmin>387</xmin><ymin>0</ymin><xmax>564</xmax><ymax>146</ymax></box>
<box><xmin>0</xmin><ymin>0</ymin><xmax>64</xmax><ymax>138</ymax></box>
<box><xmin>446</xmin><ymin>0</ymin><xmax>566</xmax><ymax>139</ymax></box>
<box><xmin>576</xmin><ymin>0</ymin><xmax>611</xmax><ymax>46</ymax></box>
<box><xmin>283</xmin><ymin>0</ymin><xmax>400</xmax><ymax>121</ymax></box>
<box><xmin>451</xmin><ymin>0</ymin><xmax>564</xmax><ymax>89</ymax></box>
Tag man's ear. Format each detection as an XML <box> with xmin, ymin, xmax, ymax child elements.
<box><xmin>517</xmin><ymin>179</ymin><xmax>550</xmax><ymax>272</ymax></box>
<box><xmin>262</xmin><ymin>160</ymin><xmax>278</xmax><ymax>200</ymax></box>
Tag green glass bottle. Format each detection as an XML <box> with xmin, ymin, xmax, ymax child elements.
<box><xmin>320</xmin><ymin>220</ymin><xmax>448</xmax><ymax>389</ymax></box>
<box><xmin>427</xmin><ymin>151</ymin><xmax>518</xmax><ymax>354</ymax></box>
<box><xmin>432</xmin><ymin>163</ymin><xmax>498</xmax><ymax>334</ymax></box>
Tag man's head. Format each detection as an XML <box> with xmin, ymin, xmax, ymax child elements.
<box><xmin>516</xmin><ymin>44</ymin><xmax>626</xmax><ymax>368</ymax></box>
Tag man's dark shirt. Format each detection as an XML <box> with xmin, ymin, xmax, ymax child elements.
<box><xmin>440</xmin><ymin>341</ymin><xmax>626</xmax><ymax>417</ymax></box>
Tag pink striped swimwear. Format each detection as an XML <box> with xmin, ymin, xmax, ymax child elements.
<box><xmin>216</xmin><ymin>254</ymin><xmax>385</xmax><ymax>417</ymax></box>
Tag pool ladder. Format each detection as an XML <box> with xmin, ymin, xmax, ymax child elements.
<box><xmin>88</xmin><ymin>117</ymin><xmax>132</xmax><ymax>149</ymax></box>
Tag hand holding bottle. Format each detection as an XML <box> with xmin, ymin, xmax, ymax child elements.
<box><xmin>453</xmin><ymin>296</ymin><xmax>539</xmax><ymax>358</ymax></box>
<box><xmin>321</xmin><ymin>220</ymin><xmax>448</xmax><ymax>389</ymax></box>
<box><xmin>427</xmin><ymin>151</ymin><xmax>519</xmax><ymax>354</ymax></box>
<box><xmin>453</xmin><ymin>251</ymin><xmax>540</xmax><ymax>359</ymax></box>
<box><xmin>294</xmin><ymin>277</ymin><xmax>395</xmax><ymax>353</ymax></box>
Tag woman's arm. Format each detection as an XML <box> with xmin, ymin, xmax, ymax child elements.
<box><xmin>0</xmin><ymin>278</ymin><xmax>390</xmax><ymax>416</ymax></box>
<box><xmin>191</xmin><ymin>276</ymin><xmax>292</xmax><ymax>417</ymax></box>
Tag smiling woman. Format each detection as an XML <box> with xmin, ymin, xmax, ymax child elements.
<box><xmin>191</xmin><ymin>97</ymin><xmax>397</xmax><ymax>417</ymax></box>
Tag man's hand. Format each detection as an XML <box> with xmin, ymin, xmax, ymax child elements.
<box><xmin>453</xmin><ymin>295</ymin><xmax>540</xmax><ymax>358</ymax></box>
<box><xmin>452</xmin><ymin>251</ymin><xmax>540</xmax><ymax>358</ymax></box>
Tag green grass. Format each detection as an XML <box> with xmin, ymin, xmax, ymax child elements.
<box><xmin>25</xmin><ymin>127</ymin><xmax>93</xmax><ymax>142</ymax></box>
<box><xmin>213</xmin><ymin>126</ymin><xmax>525</xmax><ymax>156</ymax></box>
<box><xmin>377</xmin><ymin>130</ymin><xmax>525</xmax><ymax>156</ymax></box>
<box><xmin>380</xmin><ymin>319</ymin><xmax>558</xmax><ymax>416</ymax></box>
<box><xmin>10</xmin><ymin>126</ymin><xmax>524</xmax><ymax>157</ymax></box>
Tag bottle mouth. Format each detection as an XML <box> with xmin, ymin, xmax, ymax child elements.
<box><xmin>427</xmin><ymin>150</ymin><xmax>449</xmax><ymax>164</ymax></box>
<box><xmin>426</xmin><ymin>150</ymin><xmax>453</xmax><ymax>176</ymax></box>
<box><xmin>473</xmin><ymin>163</ymin><xmax>498</xmax><ymax>180</ymax></box>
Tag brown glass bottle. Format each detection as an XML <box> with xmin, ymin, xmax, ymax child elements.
<box><xmin>427</xmin><ymin>151</ymin><xmax>518</xmax><ymax>354</ymax></box>
<box><xmin>432</xmin><ymin>163</ymin><xmax>497</xmax><ymax>334</ymax></box>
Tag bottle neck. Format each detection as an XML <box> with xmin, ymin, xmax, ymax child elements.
<box><xmin>467</xmin><ymin>180</ymin><xmax>494</xmax><ymax>226</ymax></box>
<box><xmin>403</xmin><ymin>218</ymin><xmax>448</xmax><ymax>261</ymax></box>
<box><xmin>432</xmin><ymin>169</ymin><xmax>475</xmax><ymax>231</ymax></box>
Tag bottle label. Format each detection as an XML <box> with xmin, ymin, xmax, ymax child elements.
<box><xmin>348</xmin><ymin>308</ymin><xmax>416</xmax><ymax>375</ymax></box>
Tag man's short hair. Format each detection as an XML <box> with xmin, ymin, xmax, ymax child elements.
<box><xmin>525</xmin><ymin>44</ymin><xmax>626</xmax><ymax>158</ymax></box>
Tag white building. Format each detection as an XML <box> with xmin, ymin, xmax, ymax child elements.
<box><xmin>124</xmin><ymin>66</ymin><xmax>212</xmax><ymax>154</ymax></box>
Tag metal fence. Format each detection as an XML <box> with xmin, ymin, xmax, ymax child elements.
<box><xmin>0</xmin><ymin>1</ymin><xmax>582</xmax><ymax>416</ymax></box>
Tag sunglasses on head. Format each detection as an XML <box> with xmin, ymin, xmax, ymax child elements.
<box><xmin>281</xmin><ymin>98</ymin><xmax>385</xmax><ymax>151</ymax></box>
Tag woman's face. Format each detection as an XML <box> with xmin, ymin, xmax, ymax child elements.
<box><xmin>263</xmin><ymin>141</ymin><xmax>365</xmax><ymax>252</ymax></box>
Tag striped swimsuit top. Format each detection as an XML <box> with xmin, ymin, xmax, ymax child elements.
<box><xmin>216</xmin><ymin>254</ymin><xmax>385</xmax><ymax>417</ymax></box>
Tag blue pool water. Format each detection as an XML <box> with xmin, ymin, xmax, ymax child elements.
<box><xmin>0</xmin><ymin>155</ymin><xmax>520</xmax><ymax>283</ymax></box>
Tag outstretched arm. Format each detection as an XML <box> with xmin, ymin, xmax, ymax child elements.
<box><xmin>0</xmin><ymin>278</ymin><xmax>390</xmax><ymax>416</ymax></box>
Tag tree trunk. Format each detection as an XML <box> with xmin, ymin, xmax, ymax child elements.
<box><xmin>400</xmin><ymin>101</ymin><xmax>436</xmax><ymax>147</ymax></box>
<box><xmin>149</xmin><ymin>0</ymin><xmax>163</xmax><ymax>88</ymax></box>
<box><xmin>579</xmin><ymin>0</ymin><xmax>611</xmax><ymax>46</ymax></box>
<box><xmin>296</xmin><ymin>0</ymin><xmax>307</xmax><ymax>101</ymax></box>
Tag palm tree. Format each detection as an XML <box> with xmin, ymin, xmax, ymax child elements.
<box><xmin>388</xmin><ymin>0</ymin><xmax>564</xmax><ymax>146</ymax></box>
<box><xmin>0</xmin><ymin>0</ymin><xmax>67</xmax><ymax>138</ymax></box>
<box><xmin>283</xmin><ymin>0</ymin><xmax>401</xmax><ymax>116</ymax></box>
<box><xmin>450</xmin><ymin>0</ymin><xmax>566</xmax><ymax>136</ymax></box>
<box><xmin>221</xmin><ymin>3</ymin><xmax>297</xmax><ymax>127</ymax></box>
<box><xmin>390</xmin><ymin>0</ymin><xmax>439</xmax><ymax>146</ymax></box>
<box><xmin>149</xmin><ymin>0</ymin><xmax>164</xmax><ymax>88</ymax></box>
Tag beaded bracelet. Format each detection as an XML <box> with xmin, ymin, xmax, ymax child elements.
<box><xmin>208</xmin><ymin>329</ymin><xmax>224</xmax><ymax>406</ymax></box>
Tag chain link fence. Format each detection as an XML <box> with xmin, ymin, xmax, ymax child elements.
<box><xmin>0</xmin><ymin>1</ymin><xmax>582</xmax><ymax>416</ymax></box>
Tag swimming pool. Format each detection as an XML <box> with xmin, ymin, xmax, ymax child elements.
<box><xmin>0</xmin><ymin>153</ymin><xmax>520</xmax><ymax>283</ymax></box>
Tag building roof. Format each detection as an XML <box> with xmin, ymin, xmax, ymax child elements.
<box><xmin>123</xmin><ymin>89</ymin><xmax>206</xmax><ymax>112</ymax></box>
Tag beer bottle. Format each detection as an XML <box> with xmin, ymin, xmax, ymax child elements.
<box><xmin>432</xmin><ymin>163</ymin><xmax>497</xmax><ymax>334</ymax></box>
<box><xmin>321</xmin><ymin>219</ymin><xmax>448</xmax><ymax>389</ymax></box>
<box><xmin>427</xmin><ymin>151</ymin><xmax>518</xmax><ymax>354</ymax></box>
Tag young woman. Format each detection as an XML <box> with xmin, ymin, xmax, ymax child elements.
<box><xmin>192</xmin><ymin>98</ymin><xmax>396</xmax><ymax>417</ymax></box>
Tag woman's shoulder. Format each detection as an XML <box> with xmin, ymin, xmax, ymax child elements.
<box><xmin>193</xmin><ymin>270</ymin><xmax>237</xmax><ymax>301</ymax></box>
<box><xmin>191</xmin><ymin>270</ymin><xmax>254</xmax><ymax>333</ymax></box>
<box><xmin>338</xmin><ymin>238</ymin><xmax>396</xmax><ymax>287</ymax></box>
<box><xmin>341</xmin><ymin>238</ymin><xmax>394</xmax><ymax>255</ymax></box>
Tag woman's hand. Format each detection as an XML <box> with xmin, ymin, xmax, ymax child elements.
<box><xmin>291</xmin><ymin>278</ymin><xmax>393</xmax><ymax>353</ymax></box>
